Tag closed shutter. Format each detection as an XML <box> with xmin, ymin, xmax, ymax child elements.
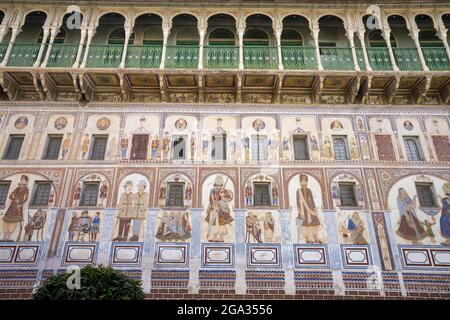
<box><xmin>44</xmin><ymin>135</ymin><xmax>63</xmax><ymax>160</ymax></box>
<box><xmin>166</xmin><ymin>183</ymin><xmax>184</xmax><ymax>207</ymax></box>
<box><xmin>4</xmin><ymin>135</ymin><xmax>25</xmax><ymax>160</ymax></box>
<box><xmin>431</xmin><ymin>135</ymin><xmax>450</xmax><ymax>161</ymax></box>
<box><xmin>404</xmin><ymin>137</ymin><xmax>423</xmax><ymax>161</ymax></box>
<box><xmin>415</xmin><ymin>183</ymin><xmax>437</xmax><ymax>208</ymax></box>
<box><xmin>32</xmin><ymin>182</ymin><xmax>52</xmax><ymax>206</ymax></box>
<box><xmin>332</xmin><ymin>136</ymin><xmax>349</xmax><ymax>160</ymax></box>
<box><xmin>375</xmin><ymin>135</ymin><xmax>396</xmax><ymax>161</ymax></box>
<box><xmin>90</xmin><ymin>135</ymin><xmax>108</xmax><ymax>160</ymax></box>
<box><xmin>293</xmin><ymin>136</ymin><xmax>309</xmax><ymax>160</ymax></box>
<box><xmin>253</xmin><ymin>183</ymin><xmax>271</xmax><ymax>206</ymax></box>
<box><xmin>80</xmin><ymin>182</ymin><xmax>100</xmax><ymax>206</ymax></box>
<box><xmin>211</xmin><ymin>134</ymin><xmax>227</xmax><ymax>160</ymax></box>
<box><xmin>0</xmin><ymin>181</ymin><xmax>11</xmax><ymax>206</ymax></box>
<box><xmin>339</xmin><ymin>183</ymin><xmax>357</xmax><ymax>207</ymax></box>
<box><xmin>252</xmin><ymin>135</ymin><xmax>268</xmax><ymax>161</ymax></box>
<box><xmin>130</xmin><ymin>134</ymin><xmax>149</xmax><ymax>160</ymax></box>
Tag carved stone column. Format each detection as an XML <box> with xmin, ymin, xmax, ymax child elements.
<box><xmin>159</xmin><ymin>23</ymin><xmax>171</xmax><ymax>69</ymax></box>
<box><xmin>80</xmin><ymin>27</ymin><xmax>95</xmax><ymax>68</ymax></box>
<box><xmin>237</xmin><ymin>26</ymin><xmax>245</xmax><ymax>70</ymax></box>
<box><xmin>346</xmin><ymin>30</ymin><xmax>360</xmax><ymax>71</ymax></box>
<box><xmin>41</xmin><ymin>28</ymin><xmax>58</xmax><ymax>67</ymax></box>
<box><xmin>198</xmin><ymin>22</ymin><xmax>207</xmax><ymax>70</ymax></box>
<box><xmin>119</xmin><ymin>26</ymin><xmax>133</xmax><ymax>69</ymax></box>
<box><xmin>0</xmin><ymin>27</ymin><xmax>21</xmax><ymax>67</ymax></box>
<box><xmin>274</xmin><ymin>28</ymin><xmax>284</xmax><ymax>70</ymax></box>
<box><xmin>382</xmin><ymin>28</ymin><xmax>399</xmax><ymax>71</ymax></box>
<box><xmin>408</xmin><ymin>25</ymin><xmax>429</xmax><ymax>72</ymax></box>
<box><xmin>357</xmin><ymin>29</ymin><xmax>372</xmax><ymax>71</ymax></box>
<box><xmin>73</xmin><ymin>28</ymin><xmax>87</xmax><ymax>68</ymax></box>
<box><xmin>33</xmin><ymin>27</ymin><xmax>50</xmax><ymax>67</ymax></box>
<box><xmin>436</xmin><ymin>27</ymin><xmax>450</xmax><ymax>61</ymax></box>
<box><xmin>311</xmin><ymin>27</ymin><xmax>323</xmax><ymax>70</ymax></box>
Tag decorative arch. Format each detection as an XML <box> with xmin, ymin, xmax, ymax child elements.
<box><xmin>329</xmin><ymin>172</ymin><xmax>366</xmax><ymax>209</ymax></box>
<box><xmin>171</xmin><ymin>12</ymin><xmax>199</xmax><ymax>24</ymax></box>
<box><xmin>206</xmin><ymin>12</ymin><xmax>237</xmax><ymax>22</ymax></box>
<box><xmin>385</xmin><ymin>13</ymin><xmax>411</xmax><ymax>30</ymax></box>
<box><xmin>95</xmin><ymin>11</ymin><xmax>127</xmax><ymax>25</ymax></box>
<box><xmin>316</xmin><ymin>13</ymin><xmax>346</xmax><ymax>26</ymax></box>
<box><xmin>281</xmin><ymin>13</ymin><xmax>312</xmax><ymax>27</ymax></box>
<box><xmin>72</xmin><ymin>172</ymin><xmax>111</xmax><ymax>207</ymax></box>
<box><xmin>133</xmin><ymin>12</ymin><xmax>164</xmax><ymax>25</ymax></box>
<box><xmin>21</xmin><ymin>10</ymin><xmax>49</xmax><ymax>26</ymax></box>
<box><xmin>200</xmin><ymin>172</ymin><xmax>237</xmax><ymax>208</ymax></box>
<box><xmin>414</xmin><ymin>13</ymin><xmax>438</xmax><ymax>29</ymax></box>
<box><xmin>244</xmin><ymin>12</ymin><xmax>274</xmax><ymax>24</ymax></box>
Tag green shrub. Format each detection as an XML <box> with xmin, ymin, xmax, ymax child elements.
<box><xmin>34</xmin><ymin>265</ymin><xmax>145</xmax><ymax>300</ymax></box>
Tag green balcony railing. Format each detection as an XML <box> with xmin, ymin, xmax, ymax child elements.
<box><xmin>86</xmin><ymin>44</ymin><xmax>123</xmax><ymax>68</ymax></box>
<box><xmin>392</xmin><ymin>47</ymin><xmax>422</xmax><ymax>71</ymax></box>
<box><xmin>125</xmin><ymin>45</ymin><xmax>162</xmax><ymax>68</ymax></box>
<box><xmin>165</xmin><ymin>45</ymin><xmax>199</xmax><ymax>69</ymax></box>
<box><xmin>355</xmin><ymin>48</ymin><xmax>366</xmax><ymax>70</ymax></box>
<box><xmin>204</xmin><ymin>46</ymin><xmax>238</xmax><ymax>69</ymax></box>
<box><xmin>7</xmin><ymin>43</ymin><xmax>41</xmax><ymax>67</ymax></box>
<box><xmin>422</xmin><ymin>47</ymin><xmax>450</xmax><ymax>71</ymax></box>
<box><xmin>243</xmin><ymin>46</ymin><xmax>278</xmax><ymax>69</ymax></box>
<box><xmin>320</xmin><ymin>47</ymin><xmax>354</xmax><ymax>70</ymax></box>
<box><xmin>0</xmin><ymin>43</ymin><xmax>7</xmax><ymax>64</ymax></box>
<box><xmin>366</xmin><ymin>47</ymin><xmax>392</xmax><ymax>71</ymax></box>
<box><xmin>46</xmin><ymin>44</ymin><xmax>79</xmax><ymax>67</ymax></box>
<box><xmin>281</xmin><ymin>46</ymin><xmax>317</xmax><ymax>70</ymax></box>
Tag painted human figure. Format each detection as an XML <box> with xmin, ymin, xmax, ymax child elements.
<box><xmin>61</xmin><ymin>133</ymin><xmax>71</xmax><ymax>159</ymax></box>
<box><xmin>81</xmin><ymin>134</ymin><xmax>90</xmax><ymax>159</ymax></box>
<box><xmin>73</xmin><ymin>183</ymin><xmax>81</xmax><ymax>206</ymax></box>
<box><xmin>360</xmin><ymin>135</ymin><xmax>370</xmax><ymax>160</ymax></box>
<box><xmin>89</xmin><ymin>212</ymin><xmax>101</xmax><ymax>241</ymax></box>
<box><xmin>245</xmin><ymin>183</ymin><xmax>253</xmax><ymax>206</ymax></box>
<box><xmin>310</xmin><ymin>135</ymin><xmax>320</xmax><ymax>160</ymax></box>
<box><xmin>271</xmin><ymin>185</ymin><xmax>279</xmax><ymax>206</ymax></box>
<box><xmin>396</xmin><ymin>188</ymin><xmax>427</xmax><ymax>244</ymax></box>
<box><xmin>205</xmin><ymin>176</ymin><xmax>234</xmax><ymax>242</ymax></box>
<box><xmin>342</xmin><ymin>212</ymin><xmax>368</xmax><ymax>244</ymax></box>
<box><xmin>263</xmin><ymin>212</ymin><xmax>275</xmax><ymax>242</ymax></box>
<box><xmin>296</xmin><ymin>174</ymin><xmax>322</xmax><ymax>243</ymax></box>
<box><xmin>162</xmin><ymin>132</ymin><xmax>171</xmax><ymax>160</ymax></box>
<box><xmin>2</xmin><ymin>175</ymin><xmax>29</xmax><ymax>241</ymax></box>
<box><xmin>281</xmin><ymin>137</ymin><xmax>290</xmax><ymax>160</ymax></box>
<box><xmin>99</xmin><ymin>181</ymin><xmax>108</xmax><ymax>207</ymax></box>
<box><xmin>120</xmin><ymin>133</ymin><xmax>129</xmax><ymax>159</ymax></box>
<box><xmin>440</xmin><ymin>182</ymin><xmax>450</xmax><ymax>246</ymax></box>
<box><xmin>202</xmin><ymin>138</ymin><xmax>208</xmax><ymax>162</ymax></box>
<box><xmin>130</xmin><ymin>180</ymin><xmax>148</xmax><ymax>241</ymax></box>
<box><xmin>76</xmin><ymin>210</ymin><xmax>92</xmax><ymax>241</ymax></box>
<box><xmin>159</xmin><ymin>185</ymin><xmax>166</xmax><ymax>206</ymax></box>
<box><xmin>23</xmin><ymin>209</ymin><xmax>47</xmax><ymax>241</ymax></box>
<box><xmin>190</xmin><ymin>132</ymin><xmax>195</xmax><ymax>162</ymax></box>
<box><xmin>324</xmin><ymin>136</ymin><xmax>333</xmax><ymax>159</ymax></box>
<box><xmin>151</xmin><ymin>138</ymin><xmax>159</xmax><ymax>158</ymax></box>
<box><xmin>246</xmin><ymin>212</ymin><xmax>262</xmax><ymax>243</ymax></box>
<box><xmin>350</xmin><ymin>137</ymin><xmax>359</xmax><ymax>160</ymax></box>
<box><xmin>185</xmin><ymin>183</ymin><xmax>193</xmax><ymax>207</ymax></box>
<box><xmin>114</xmin><ymin>181</ymin><xmax>135</xmax><ymax>241</ymax></box>
<box><xmin>68</xmin><ymin>212</ymin><xmax>78</xmax><ymax>241</ymax></box>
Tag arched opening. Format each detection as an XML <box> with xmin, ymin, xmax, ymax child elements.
<box><xmin>205</xmin><ymin>14</ymin><xmax>237</xmax><ymax>69</ymax></box>
<box><xmin>318</xmin><ymin>15</ymin><xmax>353</xmax><ymax>70</ymax></box>
<box><xmin>443</xmin><ymin>14</ymin><xmax>450</xmax><ymax>45</ymax></box>
<box><xmin>8</xmin><ymin>11</ymin><xmax>47</xmax><ymax>66</ymax></box>
<box><xmin>281</xmin><ymin>14</ymin><xmax>316</xmax><ymax>69</ymax></box>
<box><xmin>46</xmin><ymin>12</ymin><xmax>84</xmax><ymax>68</ymax></box>
<box><xmin>124</xmin><ymin>13</ymin><xmax>163</xmax><ymax>68</ymax></box>
<box><xmin>387</xmin><ymin>15</ymin><xmax>422</xmax><ymax>71</ymax></box>
<box><xmin>243</xmin><ymin>14</ymin><xmax>277</xmax><ymax>69</ymax></box>
<box><xmin>416</xmin><ymin>14</ymin><xmax>449</xmax><ymax>71</ymax></box>
<box><xmin>166</xmin><ymin>14</ymin><xmax>199</xmax><ymax>68</ymax></box>
<box><xmin>86</xmin><ymin>12</ymin><xmax>126</xmax><ymax>68</ymax></box>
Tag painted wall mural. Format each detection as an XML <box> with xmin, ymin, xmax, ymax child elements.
<box><xmin>113</xmin><ymin>174</ymin><xmax>150</xmax><ymax>242</ymax></box>
<box><xmin>337</xmin><ymin>211</ymin><xmax>369</xmax><ymax>245</ymax></box>
<box><xmin>66</xmin><ymin>209</ymin><xmax>103</xmax><ymax>242</ymax></box>
<box><xmin>201</xmin><ymin>175</ymin><xmax>235</xmax><ymax>243</ymax></box>
<box><xmin>388</xmin><ymin>175</ymin><xmax>450</xmax><ymax>246</ymax></box>
<box><xmin>245</xmin><ymin>210</ymin><xmax>280</xmax><ymax>243</ymax></box>
<box><xmin>155</xmin><ymin>211</ymin><xmax>192</xmax><ymax>242</ymax></box>
<box><xmin>288</xmin><ymin>173</ymin><xmax>327</xmax><ymax>244</ymax></box>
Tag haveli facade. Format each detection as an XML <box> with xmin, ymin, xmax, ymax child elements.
<box><xmin>0</xmin><ymin>0</ymin><xmax>449</xmax><ymax>300</ymax></box>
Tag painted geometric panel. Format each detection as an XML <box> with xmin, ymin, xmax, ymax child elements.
<box><xmin>110</xmin><ymin>242</ymin><xmax>143</xmax><ymax>267</ymax></box>
<box><xmin>341</xmin><ymin>245</ymin><xmax>372</xmax><ymax>268</ymax></box>
<box><xmin>154</xmin><ymin>242</ymin><xmax>189</xmax><ymax>268</ymax></box>
<box><xmin>246</xmin><ymin>243</ymin><xmax>282</xmax><ymax>268</ymax></box>
<box><xmin>62</xmin><ymin>242</ymin><xmax>98</xmax><ymax>266</ymax></box>
<box><xmin>293</xmin><ymin>244</ymin><xmax>330</xmax><ymax>269</ymax></box>
<box><xmin>201</xmin><ymin>243</ymin><xmax>234</xmax><ymax>268</ymax></box>
<box><xmin>399</xmin><ymin>246</ymin><xmax>450</xmax><ymax>270</ymax></box>
<box><xmin>430</xmin><ymin>249</ymin><xmax>450</xmax><ymax>267</ymax></box>
<box><xmin>0</xmin><ymin>242</ymin><xmax>41</xmax><ymax>266</ymax></box>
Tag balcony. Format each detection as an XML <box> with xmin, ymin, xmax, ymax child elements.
<box><xmin>281</xmin><ymin>46</ymin><xmax>317</xmax><ymax>70</ymax></box>
<box><xmin>320</xmin><ymin>47</ymin><xmax>354</xmax><ymax>71</ymax></box>
<box><xmin>392</xmin><ymin>47</ymin><xmax>422</xmax><ymax>71</ymax></box>
<box><xmin>165</xmin><ymin>45</ymin><xmax>199</xmax><ymax>69</ymax></box>
<box><xmin>243</xmin><ymin>46</ymin><xmax>278</xmax><ymax>69</ymax></box>
<box><xmin>46</xmin><ymin>44</ymin><xmax>79</xmax><ymax>68</ymax></box>
<box><xmin>204</xmin><ymin>46</ymin><xmax>238</xmax><ymax>69</ymax></box>
<box><xmin>422</xmin><ymin>47</ymin><xmax>450</xmax><ymax>71</ymax></box>
<box><xmin>7</xmin><ymin>43</ymin><xmax>40</xmax><ymax>67</ymax></box>
<box><xmin>86</xmin><ymin>44</ymin><xmax>123</xmax><ymax>68</ymax></box>
<box><xmin>365</xmin><ymin>47</ymin><xmax>392</xmax><ymax>71</ymax></box>
<box><xmin>0</xmin><ymin>43</ymin><xmax>7</xmax><ymax>64</ymax></box>
<box><xmin>125</xmin><ymin>45</ymin><xmax>162</xmax><ymax>69</ymax></box>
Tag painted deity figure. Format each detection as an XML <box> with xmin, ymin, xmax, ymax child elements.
<box><xmin>114</xmin><ymin>181</ymin><xmax>135</xmax><ymax>241</ymax></box>
<box><xmin>296</xmin><ymin>174</ymin><xmax>322</xmax><ymax>243</ymax></box>
<box><xmin>205</xmin><ymin>176</ymin><xmax>234</xmax><ymax>242</ymax></box>
<box><xmin>440</xmin><ymin>182</ymin><xmax>450</xmax><ymax>246</ymax></box>
<box><xmin>396</xmin><ymin>188</ymin><xmax>427</xmax><ymax>244</ymax></box>
<box><xmin>2</xmin><ymin>175</ymin><xmax>29</xmax><ymax>241</ymax></box>
<box><xmin>130</xmin><ymin>180</ymin><xmax>149</xmax><ymax>241</ymax></box>
<box><xmin>341</xmin><ymin>212</ymin><xmax>368</xmax><ymax>244</ymax></box>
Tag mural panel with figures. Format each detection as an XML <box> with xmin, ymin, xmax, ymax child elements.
<box><xmin>0</xmin><ymin>174</ymin><xmax>54</xmax><ymax>242</ymax></box>
<box><xmin>288</xmin><ymin>173</ymin><xmax>327</xmax><ymax>244</ymax></box>
<box><xmin>155</xmin><ymin>211</ymin><xmax>192</xmax><ymax>242</ymax></box>
<box><xmin>113</xmin><ymin>174</ymin><xmax>150</xmax><ymax>242</ymax></box>
<box><xmin>66</xmin><ymin>209</ymin><xmax>103</xmax><ymax>242</ymax></box>
<box><xmin>388</xmin><ymin>176</ymin><xmax>450</xmax><ymax>246</ymax></box>
<box><xmin>245</xmin><ymin>210</ymin><xmax>280</xmax><ymax>243</ymax></box>
<box><xmin>201</xmin><ymin>175</ymin><xmax>235</xmax><ymax>243</ymax></box>
<box><xmin>337</xmin><ymin>211</ymin><xmax>369</xmax><ymax>245</ymax></box>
